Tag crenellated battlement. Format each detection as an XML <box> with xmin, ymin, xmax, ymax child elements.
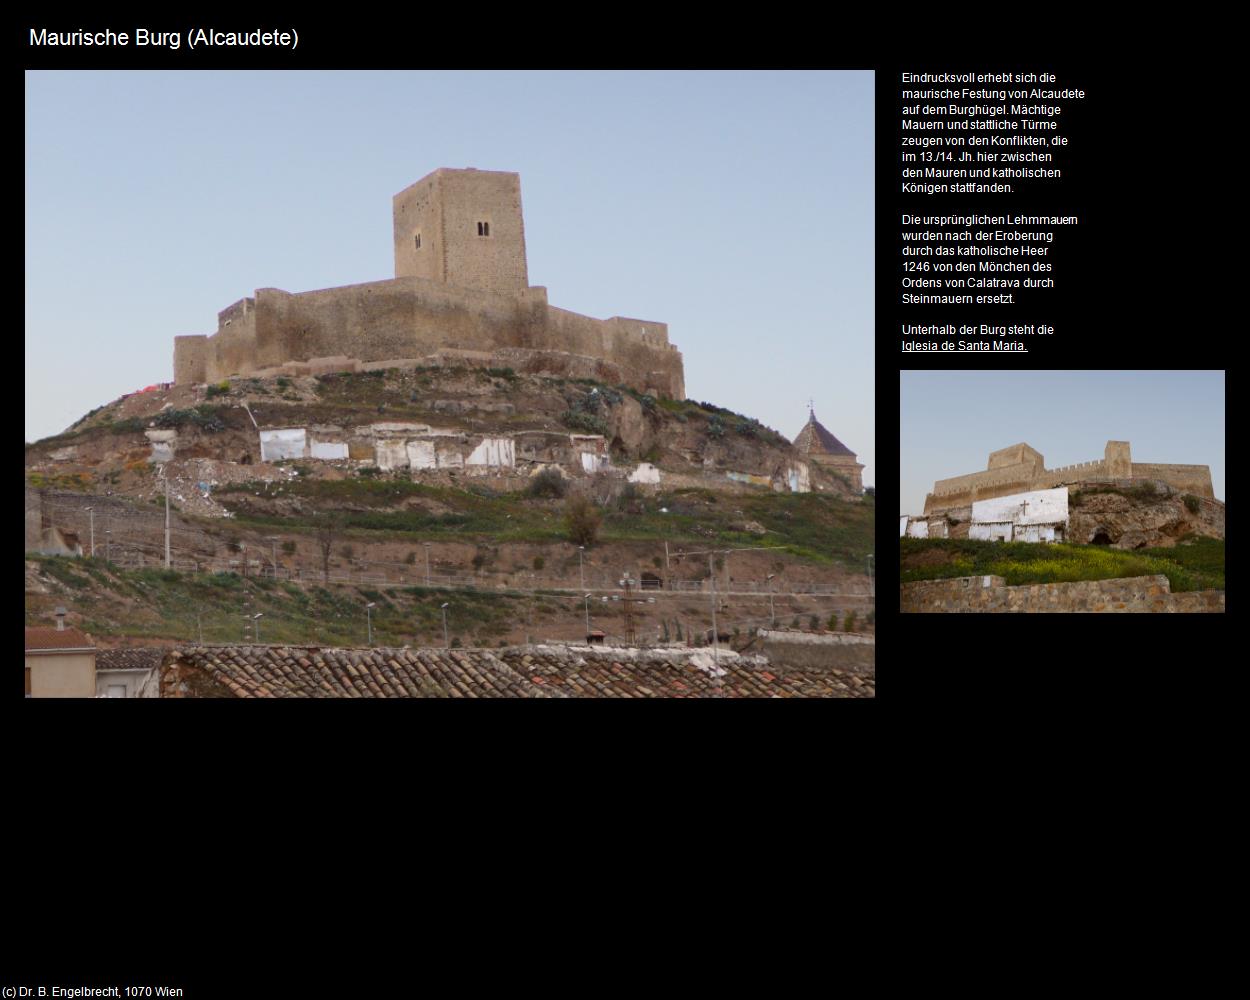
<box><xmin>174</xmin><ymin>168</ymin><xmax>686</xmax><ymax>399</ymax></box>
<box><xmin>924</xmin><ymin>440</ymin><xmax>1214</xmax><ymax>514</ymax></box>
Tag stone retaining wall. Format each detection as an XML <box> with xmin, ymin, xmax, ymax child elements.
<box><xmin>901</xmin><ymin>574</ymin><xmax>1224</xmax><ymax>613</ymax></box>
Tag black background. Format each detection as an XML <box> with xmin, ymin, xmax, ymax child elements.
<box><xmin>17</xmin><ymin>16</ymin><xmax>1228</xmax><ymax>984</ymax></box>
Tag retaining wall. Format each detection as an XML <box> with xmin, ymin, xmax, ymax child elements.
<box><xmin>900</xmin><ymin>574</ymin><xmax>1224</xmax><ymax>613</ymax></box>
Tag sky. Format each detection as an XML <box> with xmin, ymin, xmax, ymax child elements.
<box><xmin>25</xmin><ymin>70</ymin><xmax>875</xmax><ymax>485</ymax></box>
<box><xmin>900</xmin><ymin>370</ymin><xmax>1226</xmax><ymax>514</ymax></box>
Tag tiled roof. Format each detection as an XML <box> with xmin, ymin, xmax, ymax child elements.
<box><xmin>97</xmin><ymin>648</ymin><xmax>165</xmax><ymax>672</ymax></box>
<box><xmin>25</xmin><ymin>627</ymin><xmax>95</xmax><ymax>652</ymax></box>
<box><xmin>161</xmin><ymin>644</ymin><xmax>872</xmax><ymax>698</ymax></box>
<box><xmin>500</xmin><ymin>645</ymin><xmax>872</xmax><ymax>698</ymax></box>
<box><xmin>163</xmin><ymin>645</ymin><xmax>562</xmax><ymax>698</ymax></box>
<box><xmin>793</xmin><ymin>413</ymin><xmax>856</xmax><ymax>458</ymax></box>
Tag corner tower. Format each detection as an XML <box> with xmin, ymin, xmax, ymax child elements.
<box><xmin>393</xmin><ymin>167</ymin><xmax>529</xmax><ymax>297</ymax></box>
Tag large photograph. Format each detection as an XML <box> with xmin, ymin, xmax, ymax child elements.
<box><xmin>25</xmin><ymin>71</ymin><xmax>876</xmax><ymax>697</ymax></box>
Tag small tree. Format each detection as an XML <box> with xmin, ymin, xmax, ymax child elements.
<box><xmin>314</xmin><ymin>513</ymin><xmax>345</xmax><ymax>584</ymax></box>
<box><xmin>843</xmin><ymin>610</ymin><xmax>857</xmax><ymax>633</ymax></box>
<box><xmin>532</xmin><ymin>555</ymin><xmax>545</xmax><ymax>571</ymax></box>
<box><xmin>527</xmin><ymin>468</ymin><xmax>568</xmax><ymax>499</ymax></box>
<box><xmin>564</xmin><ymin>494</ymin><xmax>602</xmax><ymax>547</ymax></box>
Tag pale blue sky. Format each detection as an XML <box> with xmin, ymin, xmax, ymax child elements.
<box><xmin>900</xmin><ymin>370</ymin><xmax>1226</xmax><ymax>513</ymax></box>
<box><xmin>25</xmin><ymin>70</ymin><xmax>875</xmax><ymax>484</ymax></box>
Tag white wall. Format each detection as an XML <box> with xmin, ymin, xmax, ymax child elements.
<box><xmin>466</xmin><ymin>437</ymin><xmax>515</xmax><ymax>468</ymax></box>
<box><xmin>310</xmin><ymin>440</ymin><xmax>349</xmax><ymax>460</ymax></box>
<box><xmin>259</xmin><ymin>428</ymin><xmax>307</xmax><ymax>462</ymax></box>
<box><xmin>972</xmin><ymin>488</ymin><xmax>1068</xmax><ymax>527</ymax></box>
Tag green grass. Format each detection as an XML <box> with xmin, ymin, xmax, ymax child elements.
<box><xmin>28</xmin><ymin>554</ymin><xmax>542</xmax><ymax>647</ymax></box>
<box><xmin>215</xmin><ymin>477</ymin><xmax>875</xmax><ymax>569</ymax></box>
<box><xmin>900</xmin><ymin>537</ymin><xmax>1224</xmax><ymax>592</ymax></box>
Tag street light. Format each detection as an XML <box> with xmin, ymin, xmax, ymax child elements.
<box><xmin>766</xmin><ymin>573</ymin><xmax>777</xmax><ymax>628</ymax></box>
<box><xmin>578</xmin><ymin>545</ymin><xmax>585</xmax><ymax>590</ymax></box>
<box><xmin>105</xmin><ymin>528</ymin><xmax>112</xmax><ymax>563</ymax></box>
<box><xmin>365</xmin><ymin>602</ymin><xmax>377</xmax><ymax>646</ymax></box>
<box><xmin>252</xmin><ymin>613</ymin><xmax>264</xmax><ymax>643</ymax></box>
<box><xmin>866</xmin><ymin>554</ymin><xmax>875</xmax><ymax>602</ymax></box>
<box><xmin>440</xmin><ymin>603</ymin><xmax>450</xmax><ymax>648</ymax></box>
<box><xmin>85</xmin><ymin>507</ymin><xmax>95</xmax><ymax>557</ymax></box>
<box><xmin>424</xmin><ymin>542</ymin><xmax>432</xmax><ymax>587</ymax></box>
<box><xmin>584</xmin><ymin>593</ymin><xmax>592</xmax><ymax>637</ymax></box>
<box><xmin>268</xmin><ymin>535</ymin><xmax>280</xmax><ymax>579</ymax></box>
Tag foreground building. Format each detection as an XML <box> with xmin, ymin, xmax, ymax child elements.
<box><xmin>159</xmin><ymin>643</ymin><xmax>872</xmax><ymax>698</ymax></box>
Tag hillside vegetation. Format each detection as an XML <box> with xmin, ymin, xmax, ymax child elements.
<box><xmin>216</xmin><ymin>479</ymin><xmax>875</xmax><ymax>568</ymax></box>
<box><xmin>900</xmin><ymin>536</ymin><xmax>1224</xmax><ymax>592</ymax></box>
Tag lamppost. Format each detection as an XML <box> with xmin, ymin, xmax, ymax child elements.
<box><xmin>105</xmin><ymin>528</ymin><xmax>112</xmax><ymax>563</ymax></box>
<box><xmin>85</xmin><ymin>506</ymin><xmax>95</xmax><ymax>557</ymax></box>
<box><xmin>440</xmin><ymin>603</ymin><xmax>450</xmax><ymax>648</ymax></box>
<box><xmin>578</xmin><ymin>545</ymin><xmax>585</xmax><ymax>591</ymax></box>
<box><xmin>866</xmin><ymin>554</ymin><xmax>875</xmax><ymax>603</ymax></box>
<box><xmin>766</xmin><ymin>573</ymin><xmax>777</xmax><ymax>628</ymax></box>
<box><xmin>269</xmin><ymin>536</ymin><xmax>280</xmax><ymax>579</ymax></box>
<box><xmin>707</xmin><ymin>553</ymin><xmax>719</xmax><ymax>664</ymax></box>
<box><xmin>366</xmin><ymin>602</ymin><xmax>376</xmax><ymax>646</ymax></box>
<box><xmin>252</xmin><ymin>613</ymin><xmax>264</xmax><ymax>643</ymax></box>
<box><xmin>424</xmin><ymin>542</ymin><xmax>432</xmax><ymax>587</ymax></box>
<box><xmin>584</xmin><ymin>593</ymin><xmax>592</xmax><ymax>638</ymax></box>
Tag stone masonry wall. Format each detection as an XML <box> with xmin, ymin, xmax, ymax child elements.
<box><xmin>901</xmin><ymin>574</ymin><xmax>1225</xmax><ymax>613</ymax></box>
<box><xmin>185</xmin><ymin>275</ymin><xmax>684</xmax><ymax>398</ymax></box>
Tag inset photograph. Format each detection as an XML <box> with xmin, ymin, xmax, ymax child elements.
<box><xmin>900</xmin><ymin>370</ymin><xmax>1224</xmax><ymax>613</ymax></box>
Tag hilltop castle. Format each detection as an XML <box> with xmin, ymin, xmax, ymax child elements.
<box><xmin>173</xmin><ymin>168</ymin><xmax>685</xmax><ymax>398</ymax></box>
<box><xmin>923</xmin><ymin>440</ymin><xmax>1215</xmax><ymax>514</ymax></box>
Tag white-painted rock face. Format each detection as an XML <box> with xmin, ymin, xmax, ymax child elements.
<box><xmin>310</xmin><ymin>440</ymin><xmax>349</xmax><ymax>460</ymax></box>
<box><xmin>787</xmin><ymin>462</ymin><xmax>811</xmax><ymax>493</ymax></box>
<box><xmin>900</xmin><ymin>516</ymin><xmax>910</xmax><ymax>537</ymax></box>
<box><xmin>466</xmin><ymin>436</ymin><xmax>515</xmax><ymax>468</ymax></box>
<box><xmin>407</xmin><ymin>439</ymin><xmax>437</xmax><ymax>470</ymax></box>
<box><xmin>374</xmin><ymin>439</ymin><xmax>409</xmax><ymax>470</ymax></box>
<box><xmin>259</xmin><ymin>428</ymin><xmax>306</xmax><ymax>462</ymax></box>
<box><xmin>906</xmin><ymin>520</ymin><xmax>929</xmax><ymax>538</ymax></box>
<box><xmin>435</xmin><ymin>442</ymin><xmax>463</xmax><ymax>469</ymax></box>
<box><xmin>629</xmin><ymin>462</ymin><xmax>661</xmax><ymax>484</ymax></box>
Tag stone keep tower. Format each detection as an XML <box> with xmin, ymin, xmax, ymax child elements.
<box><xmin>393</xmin><ymin>167</ymin><xmax>530</xmax><ymax>297</ymax></box>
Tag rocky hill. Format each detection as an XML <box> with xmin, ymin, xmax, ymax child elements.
<box><xmin>928</xmin><ymin>481</ymin><xmax>1223</xmax><ymax>550</ymax></box>
<box><xmin>25</xmin><ymin>366</ymin><xmax>874</xmax><ymax>646</ymax></box>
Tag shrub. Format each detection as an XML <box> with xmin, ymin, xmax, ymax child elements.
<box><xmin>340</xmin><ymin>544</ymin><xmax>355</xmax><ymax>560</ymax></box>
<box><xmin>560</xmin><ymin>410</ymin><xmax>608</xmax><ymax>435</ymax></box>
<box><xmin>1183</xmin><ymin>494</ymin><xmax>1201</xmax><ymax>514</ymax></box>
<box><xmin>358</xmin><ymin>466</ymin><xmax>382</xmax><ymax>478</ymax></box>
<box><xmin>281</xmin><ymin>540</ymin><xmax>297</xmax><ymax>555</ymax></box>
<box><xmin>153</xmin><ymin>406</ymin><xmax>226</xmax><ymax>433</ymax></box>
<box><xmin>735</xmin><ymin>419</ymin><xmax>759</xmax><ymax>437</ymax></box>
<box><xmin>275</xmin><ymin>376</ymin><xmax>291</xmax><ymax>388</ymax></box>
<box><xmin>405</xmin><ymin>551</ymin><xmax>417</xmax><ymax>565</ymax></box>
<box><xmin>527</xmin><ymin>468</ymin><xmax>568</xmax><ymax>499</ymax></box>
<box><xmin>639</xmin><ymin>394</ymin><xmax>657</xmax><ymax>413</ymax></box>
<box><xmin>564</xmin><ymin>494</ymin><xmax>602</xmax><ymax>547</ymax></box>
<box><xmin>843</xmin><ymin>610</ymin><xmax>858</xmax><ymax>632</ymax></box>
<box><xmin>652</xmin><ymin>556</ymin><xmax>663</xmax><ymax>568</ymax></box>
<box><xmin>707</xmin><ymin>415</ymin><xmax>725</xmax><ymax>439</ymax></box>
<box><xmin>827</xmin><ymin>612</ymin><xmax>839</xmax><ymax>631</ymax></box>
<box><xmin>487</xmin><ymin>367</ymin><xmax>517</xmax><ymax>381</ymax></box>
<box><xmin>532</xmin><ymin>555</ymin><xmax>545</xmax><ymax>571</ymax></box>
<box><xmin>205</xmin><ymin>381</ymin><xmax>230</xmax><ymax>398</ymax></box>
<box><xmin>808</xmin><ymin>614</ymin><xmax>820</xmax><ymax>631</ymax></box>
<box><xmin>472</xmin><ymin>552</ymin><xmax>487</xmax><ymax>571</ymax></box>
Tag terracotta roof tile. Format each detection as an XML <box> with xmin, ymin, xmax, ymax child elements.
<box><xmin>793</xmin><ymin>413</ymin><xmax>856</xmax><ymax>458</ymax></box>
<box><xmin>25</xmin><ymin>627</ymin><xmax>95</xmax><ymax>652</ymax></box>
<box><xmin>158</xmin><ymin>643</ymin><xmax>872</xmax><ymax>698</ymax></box>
